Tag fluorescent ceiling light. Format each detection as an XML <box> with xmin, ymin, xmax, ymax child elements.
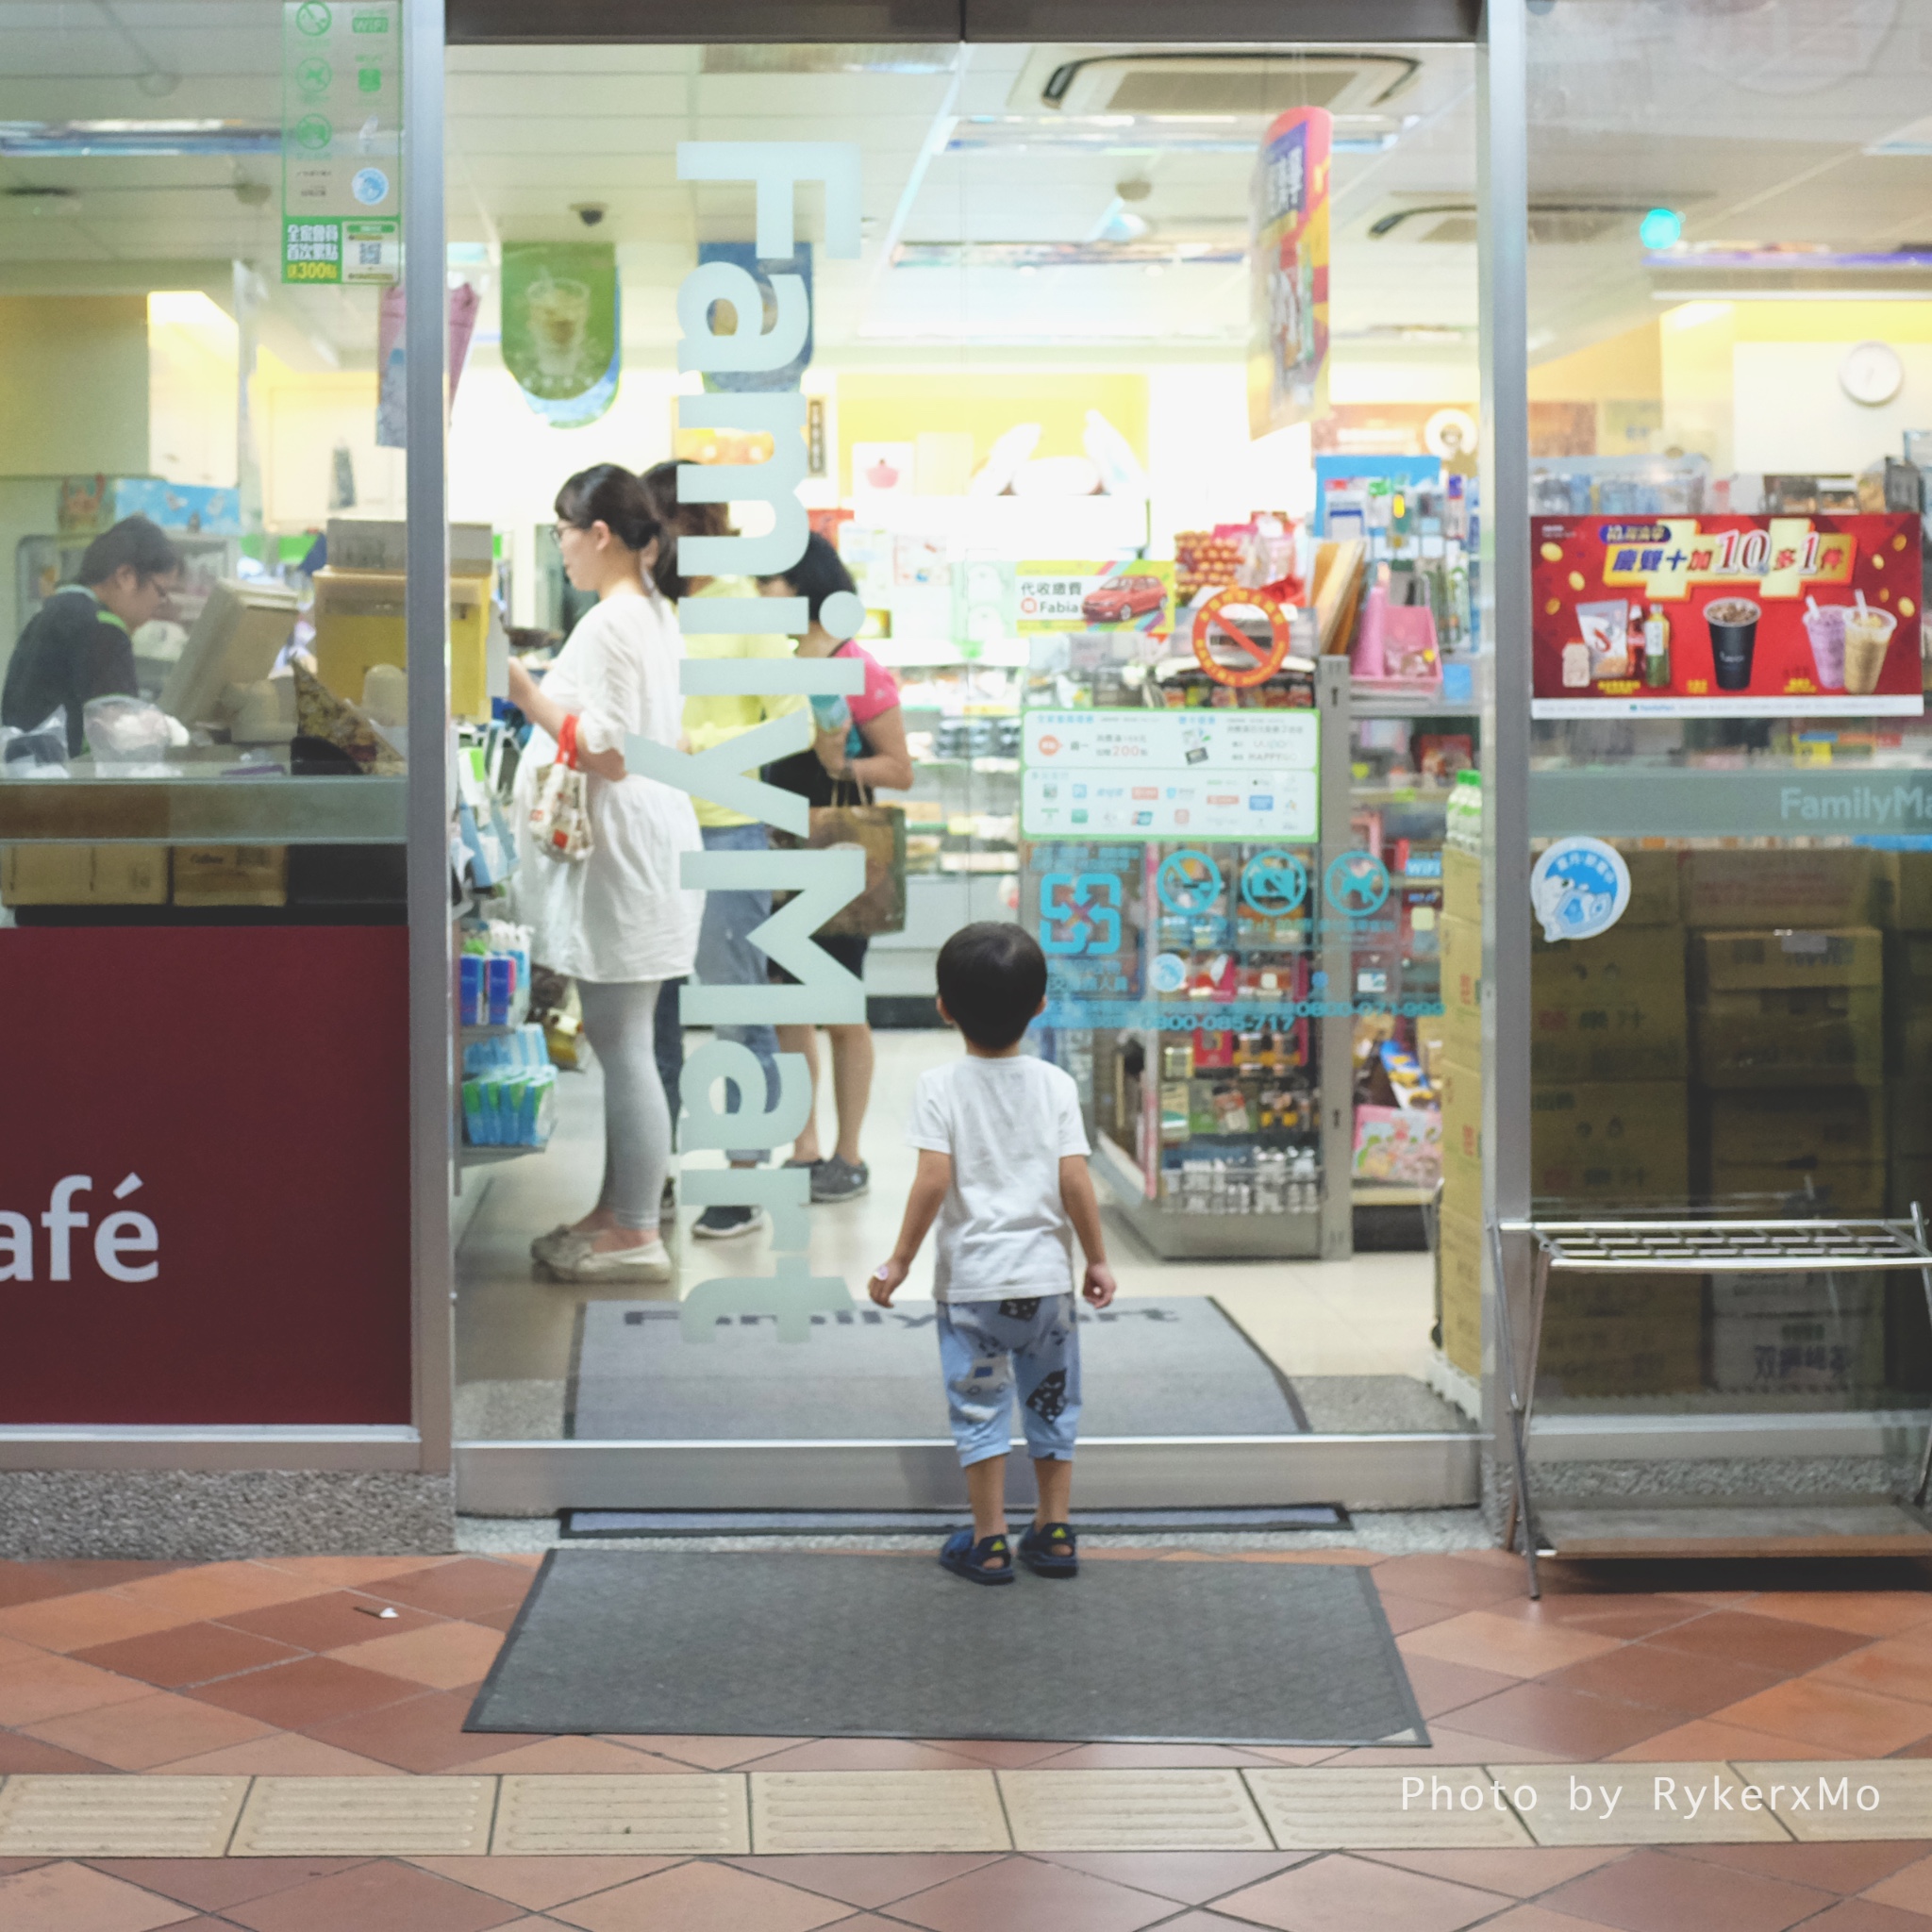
<box><xmin>894</xmin><ymin>240</ymin><xmax>1243</xmax><ymax>270</ymax></box>
<box><xmin>0</xmin><ymin>119</ymin><xmax>278</xmax><ymax>156</ymax></box>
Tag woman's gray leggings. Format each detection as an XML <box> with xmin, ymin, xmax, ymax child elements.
<box><xmin>576</xmin><ymin>977</ymin><xmax>672</xmax><ymax>1233</ymax></box>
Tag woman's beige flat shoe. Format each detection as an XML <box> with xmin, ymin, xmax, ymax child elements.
<box><xmin>558</xmin><ymin>1237</ymin><xmax>674</xmax><ymax>1283</ymax></box>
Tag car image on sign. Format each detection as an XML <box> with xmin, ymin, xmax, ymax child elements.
<box><xmin>1082</xmin><ymin>573</ymin><xmax>1167</xmax><ymax>624</ymax></box>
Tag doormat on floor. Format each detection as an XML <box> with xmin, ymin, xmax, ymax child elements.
<box><xmin>560</xmin><ymin>1505</ymin><xmax>1347</xmax><ymax>1537</ymax></box>
<box><xmin>569</xmin><ymin>1297</ymin><xmax>1308</xmax><ymax>1441</ymax></box>
<box><xmin>465</xmin><ymin>1549</ymin><xmax>1427</xmax><ymax>1748</ymax></box>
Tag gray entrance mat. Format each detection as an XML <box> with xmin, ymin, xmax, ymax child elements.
<box><xmin>569</xmin><ymin>1297</ymin><xmax>1307</xmax><ymax>1441</ymax></box>
<box><xmin>465</xmin><ymin>1549</ymin><xmax>1428</xmax><ymax>1748</ymax></box>
<box><xmin>561</xmin><ymin>1504</ymin><xmax>1347</xmax><ymax>1537</ymax></box>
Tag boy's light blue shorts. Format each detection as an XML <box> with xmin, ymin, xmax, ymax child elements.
<box><xmin>936</xmin><ymin>1294</ymin><xmax>1081</xmax><ymax>1466</ymax></box>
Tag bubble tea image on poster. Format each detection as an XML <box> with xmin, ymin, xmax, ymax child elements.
<box><xmin>1530</xmin><ymin>512</ymin><xmax>1924</xmax><ymax>719</ymax></box>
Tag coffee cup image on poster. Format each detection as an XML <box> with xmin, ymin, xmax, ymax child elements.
<box><xmin>1530</xmin><ymin>512</ymin><xmax>1924</xmax><ymax>718</ymax></box>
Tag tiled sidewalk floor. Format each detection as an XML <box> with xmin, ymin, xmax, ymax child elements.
<box><xmin>4</xmin><ymin>1548</ymin><xmax>1932</xmax><ymax>1926</ymax></box>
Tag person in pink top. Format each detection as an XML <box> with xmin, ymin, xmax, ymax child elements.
<box><xmin>758</xmin><ymin>533</ymin><xmax>912</xmax><ymax>1205</ymax></box>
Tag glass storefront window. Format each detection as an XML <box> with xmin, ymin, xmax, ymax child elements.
<box><xmin>1521</xmin><ymin>0</ymin><xmax>1932</xmax><ymax>1418</ymax></box>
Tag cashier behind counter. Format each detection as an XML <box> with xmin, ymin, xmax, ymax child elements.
<box><xmin>1</xmin><ymin>515</ymin><xmax>183</xmax><ymax>757</ymax></box>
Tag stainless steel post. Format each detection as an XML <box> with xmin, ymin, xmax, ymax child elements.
<box><xmin>1477</xmin><ymin>0</ymin><xmax>1532</xmax><ymax>1533</ymax></box>
<box><xmin>404</xmin><ymin>0</ymin><xmax>453</xmax><ymax>1478</ymax></box>
<box><xmin>1317</xmin><ymin>653</ymin><xmax>1354</xmax><ymax>1262</ymax></box>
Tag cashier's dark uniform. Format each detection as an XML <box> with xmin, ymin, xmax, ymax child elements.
<box><xmin>1</xmin><ymin>585</ymin><xmax>139</xmax><ymax>757</ymax></box>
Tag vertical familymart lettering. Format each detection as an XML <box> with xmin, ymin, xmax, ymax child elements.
<box><xmin>622</xmin><ymin>142</ymin><xmax>866</xmax><ymax>1341</ymax></box>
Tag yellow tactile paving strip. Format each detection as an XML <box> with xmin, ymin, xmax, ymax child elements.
<box><xmin>1</xmin><ymin>1762</ymin><xmax>1926</xmax><ymax>1855</ymax></box>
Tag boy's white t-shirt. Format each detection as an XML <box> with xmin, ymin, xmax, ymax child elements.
<box><xmin>907</xmin><ymin>1055</ymin><xmax>1091</xmax><ymax>1302</ymax></box>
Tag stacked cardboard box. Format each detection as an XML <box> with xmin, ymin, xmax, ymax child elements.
<box><xmin>1692</xmin><ymin>924</ymin><xmax>1885</xmax><ymax>1211</ymax></box>
<box><xmin>1887</xmin><ymin>926</ymin><xmax>1932</xmax><ymax>1216</ymax></box>
<box><xmin>1526</xmin><ymin>850</ymin><xmax>1699</xmax><ymax>1393</ymax></box>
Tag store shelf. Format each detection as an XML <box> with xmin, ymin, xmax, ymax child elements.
<box><xmin>1354</xmin><ymin>1182</ymin><xmax>1438</xmax><ymax>1208</ymax></box>
<box><xmin>1529</xmin><ymin>762</ymin><xmax>1932</xmax><ymax>841</ymax></box>
<box><xmin>0</xmin><ymin>775</ymin><xmax>407</xmax><ymax>844</ymax></box>
<box><xmin>461</xmin><ymin>1143</ymin><xmax>543</xmax><ymax>1166</ymax></box>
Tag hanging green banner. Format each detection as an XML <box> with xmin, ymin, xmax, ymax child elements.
<box><xmin>281</xmin><ymin>0</ymin><xmax>401</xmax><ymax>285</ymax></box>
<box><xmin>502</xmin><ymin>242</ymin><xmax>620</xmax><ymax>426</ymax></box>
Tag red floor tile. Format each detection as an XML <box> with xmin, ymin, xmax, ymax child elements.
<box><xmin>222</xmin><ymin>1859</ymin><xmax>525</xmax><ymax>1932</ymax></box>
<box><xmin>20</xmin><ymin>1690</ymin><xmax>274</xmax><ymax>1771</ymax></box>
<box><xmin>1028</xmin><ymin>1851</ymin><xmax>1313</xmax><ymax>1905</ymax></box>
<box><xmin>1863</xmin><ymin>1850</ymin><xmax>1932</xmax><ymax>1914</ymax></box>
<box><xmin>721</xmin><ymin>1853</ymin><xmax>1008</xmax><ymax>1908</ymax></box>
<box><xmin>367</xmin><ymin>1562</ymin><xmax>532</xmax><ymax>1621</ymax></box>
<box><xmin>1645</xmin><ymin>1609</ymin><xmax>1871</xmax><ymax>1674</ymax></box>
<box><xmin>0</xmin><ymin>1655</ymin><xmax>152</xmax><ymax>1726</ymax></box>
<box><xmin>215</xmin><ymin>1592</ymin><xmax>446</xmax><ymax>1654</ymax></box>
<box><xmin>1375</xmin><ymin>1591</ymin><xmax>1466</xmax><ymax>1637</ymax></box>
<box><xmin>1670</xmin><ymin>1841</ymin><xmax>1930</xmax><ymax>1894</ymax></box>
<box><xmin>0</xmin><ymin>1561</ymin><xmax>186</xmax><ymax>1609</ymax></box>
<box><xmin>1432</xmin><ymin>1682</ymin><xmax>1674</xmax><ymax>1758</ymax></box>
<box><xmin>1212</xmin><ymin>1851</ymin><xmax>1509</xmax><ymax>1932</ymax></box>
<box><xmin>0</xmin><ymin>1733</ymin><xmax>115</xmax><ymax>1774</ymax></box>
<box><xmin>302</xmin><ymin>1686</ymin><xmax>510</xmax><ymax>1773</ymax></box>
<box><xmin>546</xmin><ymin>1860</ymin><xmax>855</xmax><ymax>1932</ymax></box>
<box><xmin>883</xmin><ymin>1857</ymin><xmax>1179</xmax><ymax>1932</ymax></box>
<box><xmin>1373</xmin><ymin>1555</ymin><xmax>1529</xmax><ymax>1612</ymax></box>
<box><xmin>1809</xmin><ymin>1641</ymin><xmax>1932</xmax><ymax>1708</ymax></box>
<box><xmin>1607</xmin><ymin>1716</ymin><xmax>1864</xmax><ymax>1763</ymax></box>
<box><xmin>84</xmin><ymin>1857</ymin><xmax>375</xmax><ymax>1912</ymax></box>
<box><xmin>0</xmin><ymin>1859</ymin><xmax>208</xmax><ymax>1932</ymax></box>
<box><xmin>1400</xmin><ymin>1654</ymin><xmax>1529</xmax><ymax>1722</ymax></box>
<box><xmin>404</xmin><ymin>1857</ymin><xmax>689</xmax><ymax>1911</ymax></box>
<box><xmin>1707</xmin><ymin>1677</ymin><xmax>1932</xmax><ymax>1757</ymax></box>
<box><xmin>1540</xmin><ymin>1641</ymin><xmax>1788</xmax><ymax>1718</ymax></box>
<box><xmin>1484</xmin><ymin>1594</ymin><xmax>1714</xmax><ymax>1644</ymax></box>
<box><xmin>73</xmin><ymin>1623</ymin><xmax>306</xmax><ymax>1690</ymax></box>
<box><xmin>1739</xmin><ymin>1592</ymin><xmax>1932</xmax><ymax>1639</ymax></box>
<box><xmin>1541</xmin><ymin>1847</ymin><xmax>1836</xmax><ymax>1932</ymax></box>
<box><xmin>1781</xmin><ymin>1902</ymin><xmax>1932</xmax><ymax>1931</ymax></box>
<box><xmin>1361</xmin><ymin>1847</ymin><xmax>1624</xmax><ymax>1896</ymax></box>
<box><xmin>183</xmin><ymin>1655</ymin><xmax>424</xmax><ymax>1730</ymax></box>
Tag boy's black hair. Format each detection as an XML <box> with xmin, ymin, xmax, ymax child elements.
<box><xmin>78</xmin><ymin>515</ymin><xmax>181</xmax><ymax>588</ymax></box>
<box><xmin>757</xmin><ymin>528</ymin><xmax>857</xmax><ymax>626</ymax></box>
<box><xmin>937</xmin><ymin>922</ymin><xmax>1047</xmax><ymax>1050</ymax></box>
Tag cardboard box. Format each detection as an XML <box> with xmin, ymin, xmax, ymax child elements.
<box><xmin>1887</xmin><ymin>932</ymin><xmax>1932</xmax><ymax>1078</ymax></box>
<box><xmin>1442</xmin><ymin>845</ymin><xmax>1482</xmax><ymax>923</ymax></box>
<box><xmin>1439</xmin><ymin>913</ymin><xmax>1482</xmax><ymax>1061</ymax></box>
<box><xmin>1530</xmin><ymin>926</ymin><xmax>1687</xmax><ymax>1082</ymax></box>
<box><xmin>1437</xmin><ymin>1207</ymin><xmax>1484</xmax><ymax>1379</ymax></box>
<box><xmin>0</xmin><ymin>843</ymin><xmax>168</xmax><ymax>906</ymax></box>
<box><xmin>1693</xmin><ymin>927</ymin><xmax>1883</xmax><ymax>994</ymax></box>
<box><xmin>1707</xmin><ymin>1087</ymin><xmax>1886</xmax><ymax>1168</ymax></box>
<box><xmin>1539</xmin><ymin>1275</ymin><xmax>1703</xmax><ymax>1397</ymax></box>
<box><xmin>1694</xmin><ymin>986</ymin><xmax>1883</xmax><ymax>1088</ymax></box>
<box><xmin>1614</xmin><ymin>848</ymin><xmax>1682</xmax><ymax>927</ymax></box>
<box><xmin>1709</xmin><ymin>1160</ymin><xmax>1885</xmax><ymax>1213</ymax></box>
<box><xmin>1878</xmin><ymin>852</ymin><xmax>1932</xmax><ymax>930</ymax></box>
<box><xmin>172</xmin><ymin>845</ymin><xmax>289</xmax><ymax>908</ymax></box>
<box><xmin>1437</xmin><ymin>1056</ymin><xmax>1483</xmax><ymax>1221</ymax></box>
<box><xmin>1711</xmin><ymin>1307</ymin><xmax>1884</xmax><ymax>1394</ymax></box>
<box><xmin>1681</xmin><ymin>846</ymin><xmax>1880</xmax><ymax>929</ymax></box>
<box><xmin>1531</xmin><ymin>1080</ymin><xmax>1689</xmax><ymax>1203</ymax></box>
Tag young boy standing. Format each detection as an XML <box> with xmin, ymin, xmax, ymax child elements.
<box><xmin>872</xmin><ymin>923</ymin><xmax>1117</xmax><ymax>1584</ymax></box>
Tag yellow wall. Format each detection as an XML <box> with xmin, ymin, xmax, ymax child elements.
<box><xmin>834</xmin><ymin>370</ymin><xmax>1147</xmax><ymax>495</ymax></box>
<box><xmin>0</xmin><ymin>296</ymin><xmax>148</xmax><ymax>476</ymax></box>
<box><xmin>1528</xmin><ymin>320</ymin><xmax>1662</xmax><ymax>404</ymax></box>
<box><xmin>257</xmin><ymin>360</ymin><xmax>404</xmax><ymax>531</ymax></box>
<box><xmin>148</xmin><ymin>292</ymin><xmax>238</xmax><ymax>489</ymax></box>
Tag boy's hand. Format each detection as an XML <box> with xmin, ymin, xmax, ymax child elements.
<box><xmin>871</xmin><ymin>1257</ymin><xmax>908</xmax><ymax>1307</ymax></box>
<box><xmin>1082</xmin><ymin>1261</ymin><xmax>1117</xmax><ymax>1309</ymax></box>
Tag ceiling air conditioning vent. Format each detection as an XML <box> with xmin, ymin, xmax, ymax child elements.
<box><xmin>1014</xmin><ymin>49</ymin><xmax>1422</xmax><ymax>118</ymax></box>
<box><xmin>1370</xmin><ymin>203</ymin><xmax>1647</xmax><ymax>245</ymax></box>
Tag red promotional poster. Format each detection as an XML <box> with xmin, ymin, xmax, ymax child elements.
<box><xmin>1531</xmin><ymin>513</ymin><xmax>1924</xmax><ymax>718</ymax></box>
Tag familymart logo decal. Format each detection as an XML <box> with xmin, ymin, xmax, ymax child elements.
<box><xmin>624</xmin><ymin>142</ymin><xmax>867</xmax><ymax>1344</ymax></box>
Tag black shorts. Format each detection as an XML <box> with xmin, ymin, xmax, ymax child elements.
<box><xmin>769</xmin><ymin>929</ymin><xmax>869</xmax><ymax>986</ymax></box>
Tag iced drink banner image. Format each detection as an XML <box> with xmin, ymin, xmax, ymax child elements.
<box><xmin>1530</xmin><ymin>512</ymin><xmax>1923</xmax><ymax>719</ymax></box>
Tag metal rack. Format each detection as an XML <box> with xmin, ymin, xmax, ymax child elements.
<box><xmin>1488</xmin><ymin>1210</ymin><xmax>1932</xmax><ymax>1597</ymax></box>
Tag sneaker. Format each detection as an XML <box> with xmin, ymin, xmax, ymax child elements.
<box><xmin>939</xmin><ymin>1528</ymin><xmax>1014</xmax><ymax>1585</ymax></box>
<box><xmin>692</xmin><ymin>1204</ymin><xmax>768</xmax><ymax>1241</ymax></box>
<box><xmin>811</xmin><ymin>1156</ymin><xmax>870</xmax><ymax>1203</ymax></box>
<box><xmin>557</xmin><ymin>1236</ymin><xmax>674</xmax><ymax>1282</ymax></box>
<box><xmin>531</xmin><ymin>1224</ymin><xmax>587</xmax><ymax>1268</ymax></box>
<box><xmin>1018</xmin><ymin>1521</ymin><xmax>1079</xmax><ymax>1579</ymax></box>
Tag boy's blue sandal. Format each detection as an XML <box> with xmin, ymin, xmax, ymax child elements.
<box><xmin>1018</xmin><ymin>1522</ymin><xmax>1079</xmax><ymax>1578</ymax></box>
<box><xmin>940</xmin><ymin>1529</ymin><xmax>1014</xmax><ymax>1585</ymax></box>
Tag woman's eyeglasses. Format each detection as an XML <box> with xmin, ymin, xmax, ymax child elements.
<box><xmin>548</xmin><ymin>523</ymin><xmax>577</xmax><ymax>547</ymax></box>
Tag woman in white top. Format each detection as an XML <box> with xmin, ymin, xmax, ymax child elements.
<box><xmin>507</xmin><ymin>463</ymin><xmax>702</xmax><ymax>1283</ymax></box>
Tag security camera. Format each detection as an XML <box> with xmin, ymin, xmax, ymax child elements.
<box><xmin>572</xmin><ymin>203</ymin><xmax>608</xmax><ymax>228</ymax></box>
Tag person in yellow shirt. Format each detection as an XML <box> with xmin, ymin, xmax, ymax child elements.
<box><xmin>641</xmin><ymin>461</ymin><xmax>804</xmax><ymax>1241</ymax></box>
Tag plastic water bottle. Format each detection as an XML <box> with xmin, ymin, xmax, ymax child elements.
<box><xmin>809</xmin><ymin>691</ymin><xmax>852</xmax><ymax>735</ymax></box>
